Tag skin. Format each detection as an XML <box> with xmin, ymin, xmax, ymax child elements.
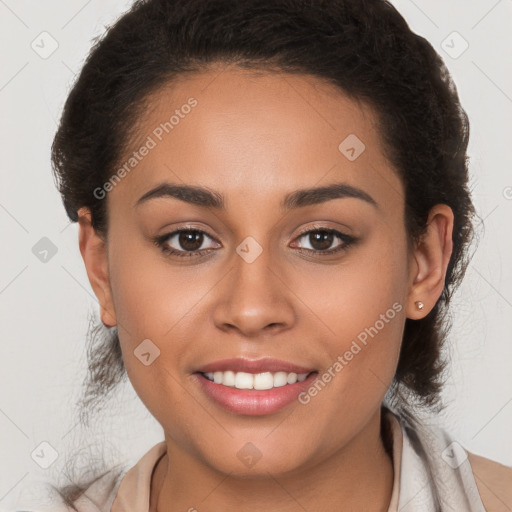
<box><xmin>78</xmin><ymin>65</ymin><xmax>453</xmax><ymax>511</ymax></box>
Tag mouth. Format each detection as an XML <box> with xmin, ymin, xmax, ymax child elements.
<box><xmin>193</xmin><ymin>358</ymin><xmax>318</xmax><ymax>416</ymax></box>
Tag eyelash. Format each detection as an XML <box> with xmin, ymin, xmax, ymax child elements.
<box><xmin>153</xmin><ymin>226</ymin><xmax>357</xmax><ymax>259</ymax></box>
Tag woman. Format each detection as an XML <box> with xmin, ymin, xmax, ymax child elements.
<box><xmin>20</xmin><ymin>0</ymin><xmax>511</xmax><ymax>510</ymax></box>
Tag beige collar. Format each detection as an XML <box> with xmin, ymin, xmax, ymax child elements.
<box><xmin>111</xmin><ymin>441</ymin><xmax>166</xmax><ymax>511</ymax></box>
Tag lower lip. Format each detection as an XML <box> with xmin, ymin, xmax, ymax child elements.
<box><xmin>194</xmin><ymin>372</ymin><xmax>318</xmax><ymax>416</ymax></box>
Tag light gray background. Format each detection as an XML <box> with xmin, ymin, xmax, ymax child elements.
<box><xmin>1</xmin><ymin>0</ymin><xmax>511</xmax><ymax>509</ymax></box>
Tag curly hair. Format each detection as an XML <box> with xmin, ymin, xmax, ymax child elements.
<box><xmin>49</xmin><ymin>0</ymin><xmax>476</xmax><ymax>505</ymax></box>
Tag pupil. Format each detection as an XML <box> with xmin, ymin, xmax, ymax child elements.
<box><xmin>180</xmin><ymin>231</ymin><xmax>203</xmax><ymax>251</ymax></box>
<box><xmin>310</xmin><ymin>231</ymin><xmax>333</xmax><ymax>250</ymax></box>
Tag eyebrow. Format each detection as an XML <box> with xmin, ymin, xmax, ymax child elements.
<box><xmin>135</xmin><ymin>182</ymin><xmax>378</xmax><ymax>210</ymax></box>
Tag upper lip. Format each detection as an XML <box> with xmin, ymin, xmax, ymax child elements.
<box><xmin>196</xmin><ymin>358</ymin><xmax>316</xmax><ymax>375</ymax></box>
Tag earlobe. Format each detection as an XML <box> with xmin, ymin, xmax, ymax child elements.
<box><xmin>77</xmin><ymin>207</ymin><xmax>117</xmax><ymax>327</ymax></box>
<box><xmin>406</xmin><ymin>204</ymin><xmax>454</xmax><ymax>320</ymax></box>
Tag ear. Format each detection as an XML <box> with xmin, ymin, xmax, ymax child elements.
<box><xmin>77</xmin><ymin>207</ymin><xmax>117</xmax><ymax>327</ymax></box>
<box><xmin>406</xmin><ymin>204</ymin><xmax>454</xmax><ymax>320</ymax></box>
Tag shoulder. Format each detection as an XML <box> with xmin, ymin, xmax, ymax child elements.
<box><xmin>384</xmin><ymin>405</ymin><xmax>511</xmax><ymax>511</ymax></box>
<box><xmin>468</xmin><ymin>451</ymin><xmax>512</xmax><ymax>512</ymax></box>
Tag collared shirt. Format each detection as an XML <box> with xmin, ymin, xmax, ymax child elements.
<box><xmin>16</xmin><ymin>407</ymin><xmax>512</xmax><ymax>511</ymax></box>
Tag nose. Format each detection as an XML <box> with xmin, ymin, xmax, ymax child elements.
<box><xmin>212</xmin><ymin>246</ymin><xmax>296</xmax><ymax>338</ymax></box>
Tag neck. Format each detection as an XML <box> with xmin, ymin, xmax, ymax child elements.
<box><xmin>150</xmin><ymin>408</ymin><xmax>394</xmax><ymax>512</ymax></box>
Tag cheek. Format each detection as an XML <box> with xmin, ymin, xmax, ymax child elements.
<box><xmin>105</xmin><ymin>235</ymin><xmax>194</xmax><ymax>385</ymax></box>
<box><xmin>107</xmin><ymin>243</ymin><xmax>201</xmax><ymax>430</ymax></box>
<box><xmin>292</xmin><ymin>229</ymin><xmax>409</xmax><ymax>402</ymax></box>
<box><xmin>298</xmin><ymin>228</ymin><xmax>408</xmax><ymax>344</ymax></box>
<box><xmin>108</xmin><ymin>233</ymin><xmax>200</xmax><ymax>337</ymax></box>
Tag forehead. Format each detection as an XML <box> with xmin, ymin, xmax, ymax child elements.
<box><xmin>110</xmin><ymin>66</ymin><xmax>404</xmax><ymax>212</ymax></box>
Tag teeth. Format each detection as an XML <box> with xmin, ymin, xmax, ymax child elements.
<box><xmin>203</xmin><ymin>370</ymin><xmax>310</xmax><ymax>389</ymax></box>
<box><xmin>235</xmin><ymin>371</ymin><xmax>253</xmax><ymax>389</ymax></box>
<box><xmin>254</xmin><ymin>372</ymin><xmax>274</xmax><ymax>390</ymax></box>
<box><xmin>273</xmin><ymin>371</ymin><xmax>288</xmax><ymax>387</ymax></box>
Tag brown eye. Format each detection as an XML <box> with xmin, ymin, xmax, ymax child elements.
<box><xmin>155</xmin><ymin>228</ymin><xmax>220</xmax><ymax>258</ymax></box>
<box><xmin>294</xmin><ymin>228</ymin><xmax>353</xmax><ymax>253</ymax></box>
<box><xmin>306</xmin><ymin>230</ymin><xmax>335</xmax><ymax>251</ymax></box>
<box><xmin>178</xmin><ymin>230</ymin><xmax>205</xmax><ymax>251</ymax></box>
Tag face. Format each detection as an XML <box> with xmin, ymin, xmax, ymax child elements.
<box><xmin>87</xmin><ymin>66</ymin><xmax>418</xmax><ymax>476</ymax></box>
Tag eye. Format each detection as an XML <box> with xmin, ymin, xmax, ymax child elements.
<box><xmin>291</xmin><ymin>227</ymin><xmax>356</xmax><ymax>255</ymax></box>
<box><xmin>153</xmin><ymin>228</ymin><xmax>220</xmax><ymax>258</ymax></box>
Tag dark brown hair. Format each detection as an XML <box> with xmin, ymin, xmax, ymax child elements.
<box><xmin>50</xmin><ymin>0</ymin><xmax>476</xmax><ymax>505</ymax></box>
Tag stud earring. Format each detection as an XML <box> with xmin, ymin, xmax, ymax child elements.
<box><xmin>415</xmin><ymin>301</ymin><xmax>424</xmax><ymax>310</ymax></box>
